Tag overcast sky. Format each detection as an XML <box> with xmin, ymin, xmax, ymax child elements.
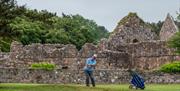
<box><xmin>17</xmin><ymin>0</ymin><xmax>179</xmax><ymax>32</ymax></box>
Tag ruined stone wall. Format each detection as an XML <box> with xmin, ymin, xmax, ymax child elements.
<box><xmin>4</xmin><ymin>41</ymin><xmax>131</xmax><ymax>70</ymax></box>
<box><xmin>1</xmin><ymin>13</ymin><xmax>180</xmax><ymax>84</ymax></box>
<box><xmin>9</xmin><ymin>41</ymin><xmax>78</xmax><ymax>69</ymax></box>
<box><xmin>1</xmin><ymin>40</ymin><xmax>179</xmax><ymax>71</ymax></box>
<box><xmin>108</xmin><ymin>26</ymin><xmax>157</xmax><ymax>49</ymax></box>
<box><xmin>107</xmin><ymin>13</ymin><xmax>158</xmax><ymax>52</ymax></box>
<box><xmin>160</xmin><ymin>14</ymin><xmax>179</xmax><ymax>41</ymax></box>
<box><xmin>0</xmin><ymin>52</ymin><xmax>10</xmax><ymax>68</ymax></box>
<box><xmin>0</xmin><ymin>52</ymin><xmax>9</xmax><ymax>61</ymax></box>
<box><xmin>0</xmin><ymin>13</ymin><xmax>180</xmax><ymax>71</ymax></box>
<box><xmin>107</xmin><ymin>26</ymin><xmax>157</xmax><ymax>52</ymax></box>
<box><xmin>126</xmin><ymin>41</ymin><xmax>180</xmax><ymax>70</ymax></box>
<box><xmin>0</xmin><ymin>68</ymin><xmax>179</xmax><ymax>84</ymax></box>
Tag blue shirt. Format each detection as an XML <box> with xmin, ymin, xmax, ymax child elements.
<box><xmin>84</xmin><ymin>57</ymin><xmax>96</xmax><ymax>71</ymax></box>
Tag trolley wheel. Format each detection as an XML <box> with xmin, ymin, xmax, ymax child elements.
<box><xmin>140</xmin><ymin>86</ymin><xmax>145</xmax><ymax>90</ymax></box>
<box><xmin>129</xmin><ymin>85</ymin><xmax>133</xmax><ymax>89</ymax></box>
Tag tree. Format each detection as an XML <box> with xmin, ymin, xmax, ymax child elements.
<box><xmin>146</xmin><ymin>21</ymin><xmax>163</xmax><ymax>36</ymax></box>
<box><xmin>168</xmin><ymin>32</ymin><xmax>180</xmax><ymax>54</ymax></box>
<box><xmin>9</xmin><ymin>16</ymin><xmax>45</xmax><ymax>45</ymax></box>
<box><xmin>0</xmin><ymin>0</ymin><xmax>25</xmax><ymax>36</ymax></box>
<box><xmin>168</xmin><ymin>14</ymin><xmax>180</xmax><ymax>54</ymax></box>
<box><xmin>0</xmin><ymin>0</ymin><xmax>109</xmax><ymax>51</ymax></box>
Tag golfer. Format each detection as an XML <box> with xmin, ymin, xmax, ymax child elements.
<box><xmin>83</xmin><ymin>54</ymin><xmax>97</xmax><ymax>87</ymax></box>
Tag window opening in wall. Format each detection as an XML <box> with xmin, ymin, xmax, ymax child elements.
<box><xmin>132</xmin><ymin>39</ymin><xmax>139</xmax><ymax>43</ymax></box>
<box><xmin>62</xmin><ymin>60</ymin><xmax>68</xmax><ymax>69</ymax></box>
<box><xmin>62</xmin><ymin>66</ymin><xmax>68</xmax><ymax>69</ymax></box>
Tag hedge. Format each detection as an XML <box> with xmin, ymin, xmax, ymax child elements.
<box><xmin>160</xmin><ymin>61</ymin><xmax>180</xmax><ymax>73</ymax></box>
<box><xmin>31</xmin><ymin>62</ymin><xmax>56</xmax><ymax>71</ymax></box>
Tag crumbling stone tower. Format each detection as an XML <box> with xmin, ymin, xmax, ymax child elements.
<box><xmin>160</xmin><ymin>13</ymin><xmax>179</xmax><ymax>41</ymax></box>
<box><xmin>107</xmin><ymin>13</ymin><xmax>157</xmax><ymax>51</ymax></box>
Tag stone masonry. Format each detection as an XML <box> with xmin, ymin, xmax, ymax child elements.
<box><xmin>0</xmin><ymin>68</ymin><xmax>180</xmax><ymax>84</ymax></box>
<box><xmin>0</xmin><ymin>13</ymin><xmax>178</xmax><ymax>70</ymax></box>
<box><xmin>160</xmin><ymin>13</ymin><xmax>179</xmax><ymax>41</ymax></box>
<box><xmin>0</xmin><ymin>13</ymin><xmax>180</xmax><ymax>84</ymax></box>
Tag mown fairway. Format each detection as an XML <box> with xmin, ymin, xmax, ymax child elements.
<box><xmin>0</xmin><ymin>83</ymin><xmax>180</xmax><ymax>91</ymax></box>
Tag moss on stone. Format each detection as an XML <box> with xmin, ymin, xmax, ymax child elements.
<box><xmin>118</xmin><ymin>12</ymin><xmax>145</xmax><ymax>26</ymax></box>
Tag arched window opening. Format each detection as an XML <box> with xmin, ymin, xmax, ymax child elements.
<box><xmin>132</xmin><ymin>39</ymin><xmax>139</xmax><ymax>43</ymax></box>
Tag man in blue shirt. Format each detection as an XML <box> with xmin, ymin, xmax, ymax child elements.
<box><xmin>83</xmin><ymin>54</ymin><xmax>97</xmax><ymax>87</ymax></box>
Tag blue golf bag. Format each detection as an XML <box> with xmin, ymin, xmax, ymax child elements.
<box><xmin>129</xmin><ymin>71</ymin><xmax>145</xmax><ymax>89</ymax></box>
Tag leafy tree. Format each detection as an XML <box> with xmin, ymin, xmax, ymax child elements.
<box><xmin>150</xmin><ymin>21</ymin><xmax>163</xmax><ymax>36</ymax></box>
<box><xmin>0</xmin><ymin>0</ymin><xmax>26</xmax><ymax>36</ymax></box>
<box><xmin>45</xmin><ymin>29</ymin><xmax>70</xmax><ymax>44</ymax></box>
<box><xmin>168</xmin><ymin>32</ymin><xmax>180</xmax><ymax>54</ymax></box>
<box><xmin>168</xmin><ymin>14</ymin><xmax>180</xmax><ymax>54</ymax></box>
<box><xmin>0</xmin><ymin>0</ymin><xmax>109</xmax><ymax>51</ymax></box>
<box><xmin>9</xmin><ymin>16</ymin><xmax>45</xmax><ymax>45</ymax></box>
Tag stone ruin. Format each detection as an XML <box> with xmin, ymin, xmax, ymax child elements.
<box><xmin>0</xmin><ymin>13</ymin><xmax>180</xmax><ymax>84</ymax></box>
<box><xmin>0</xmin><ymin>13</ymin><xmax>179</xmax><ymax>71</ymax></box>
<box><xmin>160</xmin><ymin>13</ymin><xmax>179</xmax><ymax>41</ymax></box>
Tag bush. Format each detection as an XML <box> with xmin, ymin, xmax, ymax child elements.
<box><xmin>160</xmin><ymin>61</ymin><xmax>180</xmax><ymax>73</ymax></box>
<box><xmin>0</xmin><ymin>37</ymin><xmax>12</xmax><ymax>52</ymax></box>
<box><xmin>31</xmin><ymin>62</ymin><xmax>56</xmax><ymax>71</ymax></box>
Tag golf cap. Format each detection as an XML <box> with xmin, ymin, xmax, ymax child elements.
<box><xmin>93</xmin><ymin>54</ymin><xmax>97</xmax><ymax>58</ymax></box>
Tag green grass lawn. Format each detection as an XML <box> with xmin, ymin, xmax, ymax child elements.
<box><xmin>0</xmin><ymin>83</ymin><xmax>180</xmax><ymax>91</ymax></box>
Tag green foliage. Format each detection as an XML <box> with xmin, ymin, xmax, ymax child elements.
<box><xmin>160</xmin><ymin>61</ymin><xmax>180</xmax><ymax>73</ymax></box>
<box><xmin>147</xmin><ymin>21</ymin><xmax>163</xmax><ymax>36</ymax></box>
<box><xmin>31</xmin><ymin>62</ymin><xmax>56</xmax><ymax>71</ymax></box>
<box><xmin>168</xmin><ymin>32</ymin><xmax>180</xmax><ymax>54</ymax></box>
<box><xmin>0</xmin><ymin>40</ymin><xmax>11</xmax><ymax>52</ymax></box>
<box><xmin>118</xmin><ymin>12</ymin><xmax>145</xmax><ymax>26</ymax></box>
<box><xmin>0</xmin><ymin>0</ymin><xmax>109</xmax><ymax>51</ymax></box>
<box><xmin>167</xmin><ymin>13</ymin><xmax>180</xmax><ymax>54</ymax></box>
<box><xmin>0</xmin><ymin>37</ymin><xmax>14</xmax><ymax>52</ymax></box>
<box><xmin>9</xmin><ymin>16</ymin><xmax>46</xmax><ymax>45</ymax></box>
<box><xmin>0</xmin><ymin>0</ymin><xmax>26</xmax><ymax>36</ymax></box>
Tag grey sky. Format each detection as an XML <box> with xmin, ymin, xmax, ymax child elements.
<box><xmin>17</xmin><ymin>0</ymin><xmax>179</xmax><ymax>32</ymax></box>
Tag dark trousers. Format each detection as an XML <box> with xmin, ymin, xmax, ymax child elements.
<box><xmin>84</xmin><ymin>70</ymin><xmax>95</xmax><ymax>87</ymax></box>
